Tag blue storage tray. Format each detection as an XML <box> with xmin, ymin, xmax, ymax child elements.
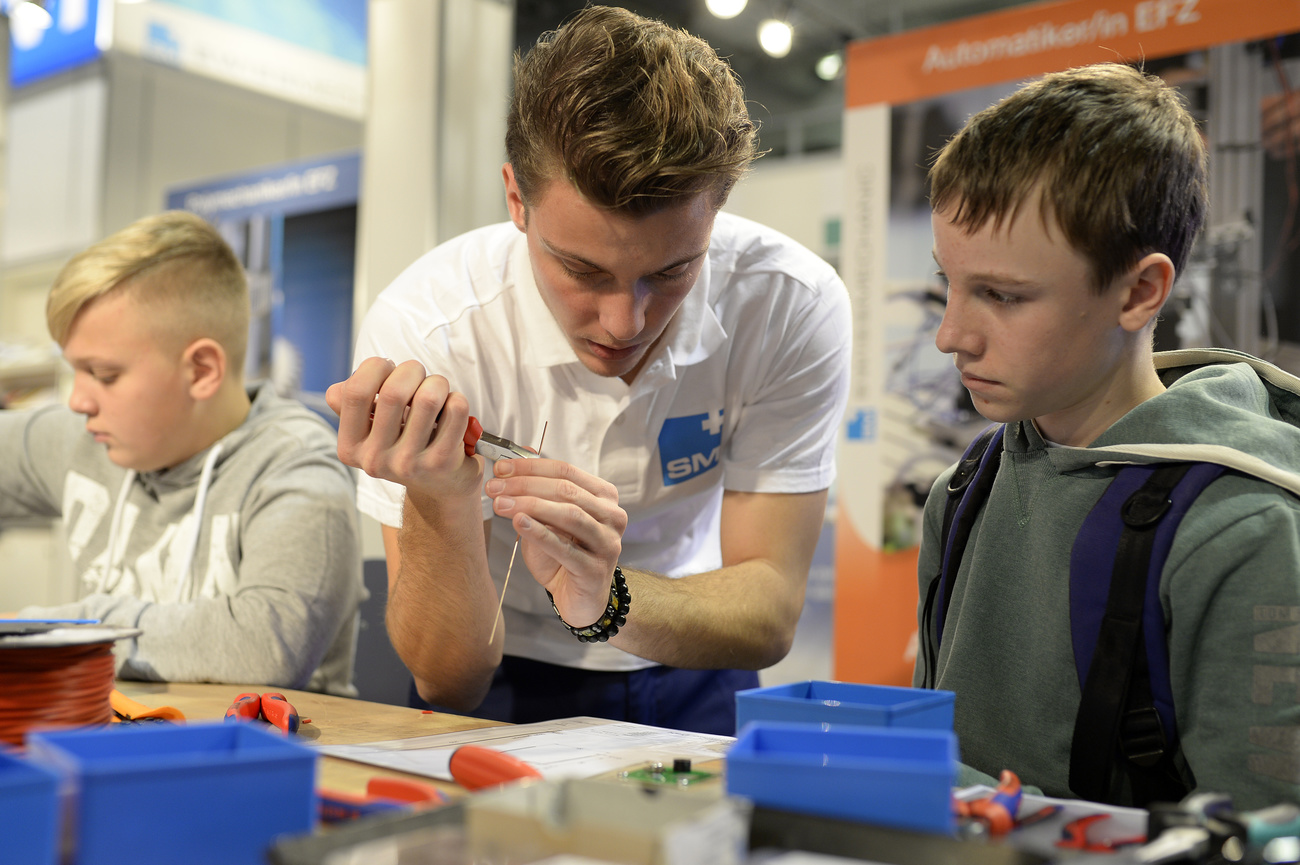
<box><xmin>726</xmin><ymin>721</ymin><xmax>957</xmax><ymax>834</ymax></box>
<box><xmin>735</xmin><ymin>680</ymin><xmax>954</xmax><ymax>732</ymax></box>
<box><xmin>27</xmin><ymin>721</ymin><xmax>317</xmax><ymax>865</ymax></box>
<box><xmin>0</xmin><ymin>747</ymin><xmax>60</xmax><ymax>865</ymax></box>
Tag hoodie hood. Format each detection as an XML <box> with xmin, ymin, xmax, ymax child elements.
<box><xmin>1015</xmin><ymin>348</ymin><xmax>1300</xmax><ymax>496</ymax></box>
<box><xmin>136</xmin><ymin>384</ymin><xmax>316</xmax><ymax>495</ymax></box>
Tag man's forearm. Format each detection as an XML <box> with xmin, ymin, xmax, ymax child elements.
<box><xmin>386</xmin><ymin>491</ymin><xmax>502</xmax><ymax>710</ymax></box>
<box><xmin>608</xmin><ymin>559</ymin><xmax>806</xmax><ymax>670</ymax></box>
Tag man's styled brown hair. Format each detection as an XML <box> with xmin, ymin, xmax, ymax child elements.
<box><xmin>929</xmin><ymin>62</ymin><xmax>1208</xmax><ymax>291</ymax></box>
<box><xmin>506</xmin><ymin>5</ymin><xmax>758</xmax><ymax>214</ymax></box>
<box><xmin>47</xmin><ymin>210</ymin><xmax>250</xmax><ymax>375</ymax></box>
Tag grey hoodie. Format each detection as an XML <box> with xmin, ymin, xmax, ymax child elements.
<box><xmin>914</xmin><ymin>348</ymin><xmax>1300</xmax><ymax>810</ymax></box>
<box><xmin>2</xmin><ymin>384</ymin><xmax>365</xmax><ymax>696</ymax></box>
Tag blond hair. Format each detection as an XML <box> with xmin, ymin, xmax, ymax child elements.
<box><xmin>930</xmin><ymin>63</ymin><xmax>1207</xmax><ymax>291</ymax></box>
<box><xmin>47</xmin><ymin>210</ymin><xmax>250</xmax><ymax>375</ymax></box>
<box><xmin>506</xmin><ymin>5</ymin><xmax>758</xmax><ymax>214</ymax></box>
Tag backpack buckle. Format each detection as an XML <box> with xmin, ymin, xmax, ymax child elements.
<box><xmin>1121</xmin><ymin>488</ymin><xmax>1173</xmax><ymax>528</ymax></box>
<box><xmin>1120</xmin><ymin>706</ymin><xmax>1168</xmax><ymax>767</ymax></box>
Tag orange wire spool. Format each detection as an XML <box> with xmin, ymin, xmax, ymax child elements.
<box><xmin>0</xmin><ymin>641</ymin><xmax>116</xmax><ymax>747</ymax></box>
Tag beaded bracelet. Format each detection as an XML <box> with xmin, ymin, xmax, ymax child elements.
<box><xmin>546</xmin><ymin>566</ymin><xmax>630</xmax><ymax>643</ymax></box>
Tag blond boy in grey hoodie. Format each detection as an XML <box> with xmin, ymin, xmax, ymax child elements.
<box><xmin>2</xmin><ymin>211</ymin><xmax>364</xmax><ymax>695</ymax></box>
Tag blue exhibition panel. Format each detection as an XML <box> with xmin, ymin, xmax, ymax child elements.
<box><xmin>735</xmin><ymin>680</ymin><xmax>955</xmax><ymax>732</ymax></box>
<box><xmin>26</xmin><ymin>722</ymin><xmax>317</xmax><ymax>865</ymax></box>
<box><xmin>726</xmin><ymin>721</ymin><xmax>958</xmax><ymax>835</ymax></box>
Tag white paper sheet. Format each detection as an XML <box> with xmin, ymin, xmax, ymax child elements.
<box><xmin>316</xmin><ymin>716</ymin><xmax>734</xmax><ymax>781</ymax></box>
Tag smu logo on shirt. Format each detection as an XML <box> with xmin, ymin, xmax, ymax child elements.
<box><xmin>658</xmin><ymin>409</ymin><xmax>724</xmax><ymax>486</ymax></box>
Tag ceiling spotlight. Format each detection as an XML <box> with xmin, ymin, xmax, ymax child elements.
<box><xmin>758</xmin><ymin>18</ymin><xmax>793</xmax><ymax>59</ymax></box>
<box><xmin>815</xmin><ymin>51</ymin><xmax>843</xmax><ymax>81</ymax></box>
<box><xmin>706</xmin><ymin>0</ymin><xmax>747</xmax><ymax>19</ymax></box>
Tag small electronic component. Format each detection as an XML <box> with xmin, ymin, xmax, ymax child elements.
<box><xmin>619</xmin><ymin>758</ymin><xmax>718</xmax><ymax>787</ymax></box>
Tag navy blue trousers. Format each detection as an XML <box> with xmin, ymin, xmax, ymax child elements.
<box><xmin>409</xmin><ymin>656</ymin><xmax>758</xmax><ymax>736</ymax></box>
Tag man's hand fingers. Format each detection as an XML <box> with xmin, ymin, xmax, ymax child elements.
<box><xmin>513</xmin><ymin>513</ymin><xmax>619</xmax><ymax>625</ymax></box>
<box><xmin>367</xmin><ymin>361</ymin><xmax>430</xmax><ymax>447</ymax></box>
<box><xmin>335</xmin><ymin>358</ymin><xmax>398</xmax><ymax>462</ymax></box>
<box><xmin>493</xmin><ymin>457</ymin><xmax>619</xmax><ymax>502</ymax></box>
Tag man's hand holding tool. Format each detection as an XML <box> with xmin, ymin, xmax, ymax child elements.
<box><xmin>326</xmin><ymin>358</ymin><xmax>631</xmax><ymax>637</ymax></box>
<box><xmin>326</xmin><ymin>358</ymin><xmax>485</xmax><ymax>499</ymax></box>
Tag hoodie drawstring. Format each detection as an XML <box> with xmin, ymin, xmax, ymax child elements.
<box><xmin>173</xmin><ymin>443</ymin><xmax>223</xmax><ymax>602</ymax></box>
<box><xmin>100</xmin><ymin>468</ymin><xmax>137</xmax><ymax>594</ymax></box>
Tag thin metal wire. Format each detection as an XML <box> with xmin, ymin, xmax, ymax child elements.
<box><xmin>488</xmin><ymin>421</ymin><xmax>547</xmax><ymax>644</ymax></box>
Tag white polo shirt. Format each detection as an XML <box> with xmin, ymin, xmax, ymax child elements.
<box><xmin>353</xmin><ymin>212</ymin><xmax>851</xmax><ymax>671</ymax></box>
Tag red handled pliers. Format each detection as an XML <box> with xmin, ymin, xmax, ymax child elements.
<box><xmin>1056</xmin><ymin>813</ymin><xmax>1146</xmax><ymax>851</ymax></box>
<box><xmin>463</xmin><ymin>417</ymin><xmax>537</xmax><ymax>463</ymax></box>
<box><xmin>223</xmin><ymin>691</ymin><xmax>302</xmax><ymax>734</ymax></box>
<box><xmin>955</xmin><ymin>769</ymin><xmax>1024</xmax><ymax>836</ymax></box>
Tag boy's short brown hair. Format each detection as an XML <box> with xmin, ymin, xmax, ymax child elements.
<box><xmin>47</xmin><ymin>210</ymin><xmax>250</xmax><ymax>375</ymax></box>
<box><xmin>929</xmin><ymin>62</ymin><xmax>1208</xmax><ymax>291</ymax></box>
<box><xmin>506</xmin><ymin>5</ymin><xmax>758</xmax><ymax>215</ymax></box>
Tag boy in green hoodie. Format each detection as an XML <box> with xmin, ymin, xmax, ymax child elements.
<box><xmin>916</xmin><ymin>63</ymin><xmax>1300</xmax><ymax>809</ymax></box>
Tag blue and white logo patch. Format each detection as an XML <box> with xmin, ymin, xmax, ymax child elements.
<box><xmin>658</xmin><ymin>409</ymin><xmax>724</xmax><ymax>486</ymax></box>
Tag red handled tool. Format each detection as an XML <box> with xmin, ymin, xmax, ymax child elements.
<box><xmin>1056</xmin><ymin>813</ymin><xmax>1146</xmax><ymax>851</ymax></box>
<box><xmin>955</xmin><ymin>769</ymin><xmax>1024</xmax><ymax>836</ymax></box>
<box><xmin>366</xmin><ymin>777</ymin><xmax>448</xmax><ymax>805</ymax></box>
<box><xmin>449</xmin><ymin>744</ymin><xmax>543</xmax><ymax>791</ymax></box>
<box><xmin>224</xmin><ymin>692</ymin><xmax>261</xmax><ymax>722</ymax></box>
<box><xmin>260</xmin><ymin>692</ymin><xmax>301</xmax><ymax>735</ymax></box>
<box><xmin>463</xmin><ymin>417</ymin><xmax>537</xmax><ymax>463</ymax></box>
<box><xmin>318</xmin><ymin>777</ymin><xmax>448</xmax><ymax>823</ymax></box>
<box><xmin>370</xmin><ymin>404</ymin><xmax>536</xmax><ymax>464</ymax></box>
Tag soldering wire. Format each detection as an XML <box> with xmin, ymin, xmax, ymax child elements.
<box><xmin>488</xmin><ymin>421</ymin><xmax>547</xmax><ymax>644</ymax></box>
<box><xmin>0</xmin><ymin>642</ymin><xmax>116</xmax><ymax>747</ymax></box>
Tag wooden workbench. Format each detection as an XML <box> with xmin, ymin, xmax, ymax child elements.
<box><xmin>113</xmin><ymin>680</ymin><xmax>505</xmax><ymax>795</ymax></box>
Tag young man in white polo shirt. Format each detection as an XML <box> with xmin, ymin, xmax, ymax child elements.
<box><xmin>327</xmin><ymin>6</ymin><xmax>851</xmax><ymax>734</ymax></box>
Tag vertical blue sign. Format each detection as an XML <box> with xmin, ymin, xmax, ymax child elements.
<box><xmin>10</xmin><ymin>0</ymin><xmax>105</xmax><ymax>87</ymax></box>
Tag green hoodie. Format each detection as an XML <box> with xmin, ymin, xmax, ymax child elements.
<box><xmin>914</xmin><ymin>348</ymin><xmax>1300</xmax><ymax>810</ymax></box>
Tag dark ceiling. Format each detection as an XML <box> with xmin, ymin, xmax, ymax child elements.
<box><xmin>514</xmin><ymin>0</ymin><xmax>1021</xmax><ymax>152</ymax></box>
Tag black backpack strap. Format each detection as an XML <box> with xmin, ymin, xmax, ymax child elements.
<box><xmin>920</xmin><ymin>424</ymin><xmax>1004</xmax><ymax>688</ymax></box>
<box><xmin>1068</xmin><ymin>461</ymin><xmax>1227</xmax><ymax>805</ymax></box>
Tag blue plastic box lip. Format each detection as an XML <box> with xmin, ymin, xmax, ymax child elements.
<box><xmin>736</xmin><ymin>680</ymin><xmax>955</xmax><ymax>713</ymax></box>
<box><xmin>0</xmin><ymin>747</ymin><xmax>60</xmax><ymax>790</ymax></box>
<box><xmin>27</xmin><ymin>720</ymin><xmax>316</xmax><ymax>778</ymax></box>
<box><xmin>726</xmin><ymin>721</ymin><xmax>958</xmax><ymax>834</ymax></box>
<box><xmin>730</xmin><ymin>720</ymin><xmax>958</xmax><ymax>772</ymax></box>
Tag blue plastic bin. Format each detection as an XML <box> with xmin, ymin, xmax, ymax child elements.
<box><xmin>0</xmin><ymin>747</ymin><xmax>60</xmax><ymax>865</ymax></box>
<box><xmin>726</xmin><ymin>721</ymin><xmax>958</xmax><ymax>834</ymax></box>
<box><xmin>735</xmin><ymin>680</ymin><xmax>954</xmax><ymax>732</ymax></box>
<box><xmin>26</xmin><ymin>721</ymin><xmax>317</xmax><ymax>865</ymax></box>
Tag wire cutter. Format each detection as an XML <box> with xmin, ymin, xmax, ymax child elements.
<box><xmin>368</xmin><ymin>402</ymin><xmax>535</xmax><ymax>463</ymax></box>
<box><xmin>463</xmin><ymin>417</ymin><xmax>537</xmax><ymax>463</ymax></box>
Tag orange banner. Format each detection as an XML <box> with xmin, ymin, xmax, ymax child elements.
<box><xmin>847</xmin><ymin>0</ymin><xmax>1300</xmax><ymax>107</ymax></box>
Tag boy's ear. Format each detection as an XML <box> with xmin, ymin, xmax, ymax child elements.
<box><xmin>1117</xmin><ymin>252</ymin><xmax>1176</xmax><ymax>333</ymax></box>
<box><xmin>183</xmin><ymin>338</ymin><xmax>227</xmax><ymax>400</ymax></box>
